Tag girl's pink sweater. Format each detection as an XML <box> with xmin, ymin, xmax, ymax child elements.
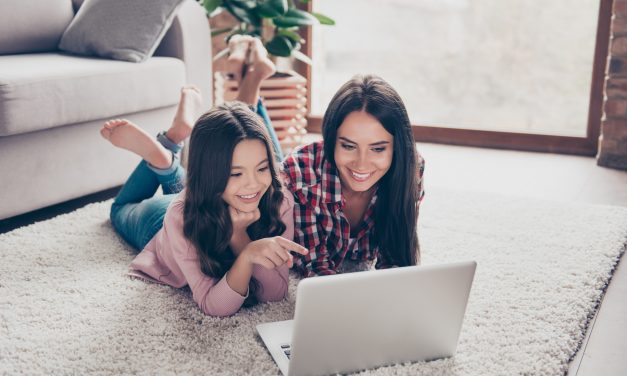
<box><xmin>128</xmin><ymin>189</ymin><xmax>294</xmax><ymax>317</ymax></box>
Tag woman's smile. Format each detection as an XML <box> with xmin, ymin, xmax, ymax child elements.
<box><xmin>334</xmin><ymin>110</ymin><xmax>394</xmax><ymax>194</ymax></box>
<box><xmin>347</xmin><ymin>169</ymin><xmax>374</xmax><ymax>182</ymax></box>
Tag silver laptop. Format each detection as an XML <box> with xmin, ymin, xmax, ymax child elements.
<box><xmin>256</xmin><ymin>261</ymin><xmax>476</xmax><ymax>376</ymax></box>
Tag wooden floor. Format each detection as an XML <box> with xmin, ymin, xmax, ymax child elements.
<box><xmin>1</xmin><ymin>141</ymin><xmax>626</xmax><ymax>374</ymax></box>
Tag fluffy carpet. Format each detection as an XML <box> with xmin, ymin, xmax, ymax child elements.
<box><xmin>1</xmin><ymin>189</ymin><xmax>626</xmax><ymax>375</ymax></box>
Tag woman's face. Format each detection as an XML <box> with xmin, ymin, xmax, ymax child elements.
<box><xmin>334</xmin><ymin>110</ymin><xmax>394</xmax><ymax>194</ymax></box>
<box><xmin>222</xmin><ymin>139</ymin><xmax>272</xmax><ymax>212</ymax></box>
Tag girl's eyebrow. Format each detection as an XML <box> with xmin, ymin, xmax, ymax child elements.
<box><xmin>339</xmin><ymin>136</ymin><xmax>390</xmax><ymax>146</ymax></box>
<box><xmin>232</xmin><ymin>159</ymin><xmax>269</xmax><ymax>169</ymax></box>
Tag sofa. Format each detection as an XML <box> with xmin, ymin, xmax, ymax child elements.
<box><xmin>0</xmin><ymin>0</ymin><xmax>212</xmax><ymax>220</ymax></box>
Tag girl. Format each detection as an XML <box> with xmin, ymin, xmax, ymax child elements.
<box><xmin>101</xmin><ymin>37</ymin><xmax>307</xmax><ymax>317</ymax></box>
<box><xmin>283</xmin><ymin>74</ymin><xmax>425</xmax><ymax>276</ymax></box>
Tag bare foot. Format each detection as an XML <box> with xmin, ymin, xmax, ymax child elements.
<box><xmin>246</xmin><ymin>38</ymin><xmax>276</xmax><ymax>81</ymax></box>
<box><xmin>100</xmin><ymin>119</ymin><xmax>172</xmax><ymax>169</ymax></box>
<box><xmin>226</xmin><ymin>35</ymin><xmax>254</xmax><ymax>83</ymax></box>
<box><xmin>166</xmin><ymin>85</ymin><xmax>203</xmax><ymax>144</ymax></box>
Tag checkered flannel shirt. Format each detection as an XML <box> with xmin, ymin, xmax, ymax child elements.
<box><xmin>282</xmin><ymin>141</ymin><xmax>425</xmax><ymax>277</ymax></box>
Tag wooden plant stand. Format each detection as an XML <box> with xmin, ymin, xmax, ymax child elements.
<box><xmin>214</xmin><ymin>70</ymin><xmax>308</xmax><ymax>154</ymax></box>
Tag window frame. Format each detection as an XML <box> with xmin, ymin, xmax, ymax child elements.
<box><xmin>297</xmin><ymin>0</ymin><xmax>613</xmax><ymax>156</ymax></box>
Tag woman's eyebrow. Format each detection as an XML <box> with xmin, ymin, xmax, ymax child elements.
<box><xmin>369</xmin><ymin>141</ymin><xmax>390</xmax><ymax>146</ymax></box>
<box><xmin>338</xmin><ymin>136</ymin><xmax>356</xmax><ymax>144</ymax></box>
<box><xmin>339</xmin><ymin>136</ymin><xmax>390</xmax><ymax>146</ymax></box>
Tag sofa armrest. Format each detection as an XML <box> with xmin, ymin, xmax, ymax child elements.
<box><xmin>155</xmin><ymin>0</ymin><xmax>212</xmax><ymax>110</ymax></box>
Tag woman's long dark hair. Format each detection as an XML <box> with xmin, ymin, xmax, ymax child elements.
<box><xmin>322</xmin><ymin>74</ymin><xmax>421</xmax><ymax>266</ymax></box>
<box><xmin>183</xmin><ymin>102</ymin><xmax>286</xmax><ymax>306</ymax></box>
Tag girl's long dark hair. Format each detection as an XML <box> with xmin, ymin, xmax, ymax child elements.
<box><xmin>183</xmin><ymin>102</ymin><xmax>286</xmax><ymax>306</ymax></box>
<box><xmin>322</xmin><ymin>74</ymin><xmax>421</xmax><ymax>266</ymax></box>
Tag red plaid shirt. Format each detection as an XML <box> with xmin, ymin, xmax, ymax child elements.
<box><xmin>282</xmin><ymin>141</ymin><xmax>425</xmax><ymax>277</ymax></box>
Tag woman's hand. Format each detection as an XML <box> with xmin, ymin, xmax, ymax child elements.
<box><xmin>242</xmin><ymin>236</ymin><xmax>309</xmax><ymax>269</ymax></box>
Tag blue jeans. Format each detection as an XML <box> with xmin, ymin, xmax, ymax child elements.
<box><xmin>110</xmin><ymin>100</ymin><xmax>282</xmax><ymax>251</ymax></box>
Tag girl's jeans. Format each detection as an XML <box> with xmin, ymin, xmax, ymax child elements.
<box><xmin>110</xmin><ymin>100</ymin><xmax>282</xmax><ymax>251</ymax></box>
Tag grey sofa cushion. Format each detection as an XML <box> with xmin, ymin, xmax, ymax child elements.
<box><xmin>0</xmin><ymin>53</ymin><xmax>185</xmax><ymax>137</ymax></box>
<box><xmin>0</xmin><ymin>0</ymin><xmax>74</xmax><ymax>55</ymax></box>
<box><xmin>59</xmin><ymin>0</ymin><xmax>185</xmax><ymax>63</ymax></box>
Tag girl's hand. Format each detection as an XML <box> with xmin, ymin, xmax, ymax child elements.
<box><xmin>242</xmin><ymin>236</ymin><xmax>309</xmax><ymax>269</ymax></box>
<box><xmin>228</xmin><ymin>206</ymin><xmax>261</xmax><ymax>236</ymax></box>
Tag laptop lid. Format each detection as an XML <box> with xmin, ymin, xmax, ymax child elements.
<box><xmin>287</xmin><ymin>261</ymin><xmax>476</xmax><ymax>376</ymax></box>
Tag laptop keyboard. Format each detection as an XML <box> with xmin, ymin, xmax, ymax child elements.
<box><xmin>280</xmin><ymin>343</ymin><xmax>291</xmax><ymax>360</ymax></box>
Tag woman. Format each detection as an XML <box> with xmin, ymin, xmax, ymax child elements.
<box><xmin>283</xmin><ymin>75</ymin><xmax>425</xmax><ymax>276</ymax></box>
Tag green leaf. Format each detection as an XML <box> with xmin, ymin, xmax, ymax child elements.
<box><xmin>223</xmin><ymin>1</ymin><xmax>251</xmax><ymax>22</ymax></box>
<box><xmin>273</xmin><ymin>8</ymin><xmax>319</xmax><ymax>28</ymax></box>
<box><xmin>277</xmin><ymin>29</ymin><xmax>303</xmax><ymax>44</ymax></box>
<box><xmin>203</xmin><ymin>0</ymin><xmax>222</xmax><ymax>15</ymax></box>
<box><xmin>230</xmin><ymin>0</ymin><xmax>256</xmax><ymax>9</ymax></box>
<box><xmin>223</xmin><ymin>0</ymin><xmax>261</xmax><ymax>26</ymax></box>
<box><xmin>256</xmin><ymin>0</ymin><xmax>288</xmax><ymax>18</ymax></box>
<box><xmin>266</xmin><ymin>35</ymin><xmax>293</xmax><ymax>57</ymax></box>
<box><xmin>311</xmin><ymin>12</ymin><xmax>335</xmax><ymax>25</ymax></box>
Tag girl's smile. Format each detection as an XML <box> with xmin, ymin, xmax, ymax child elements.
<box><xmin>222</xmin><ymin>139</ymin><xmax>272</xmax><ymax>212</ymax></box>
<box><xmin>236</xmin><ymin>191</ymin><xmax>261</xmax><ymax>204</ymax></box>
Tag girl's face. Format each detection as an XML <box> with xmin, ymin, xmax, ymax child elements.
<box><xmin>334</xmin><ymin>110</ymin><xmax>394</xmax><ymax>194</ymax></box>
<box><xmin>222</xmin><ymin>139</ymin><xmax>272</xmax><ymax>213</ymax></box>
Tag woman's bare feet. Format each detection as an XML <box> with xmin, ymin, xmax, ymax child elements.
<box><xmin>226</xmin><ymin>35</ymin><xmax>254</xmax><ymax>83</ymax></box>
<box><xmin>236</xmin><ymin>38</ymin><xmax>276</xmax><ymax>105</ymax></box>
<box><xmin>166</xmin><ymin>85</ymin><xmax>203</xmax><ymax>144</ymax></box>
<box><xmin>100</xmin><ymin>119</ymin><xmax>172</xmax><ymax>169</ymax></box>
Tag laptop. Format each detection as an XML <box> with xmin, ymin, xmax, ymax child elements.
<box><xmin>256</xmin><ymin>261</ymin><xmax>476</xmax><ymax>376</ymax></box>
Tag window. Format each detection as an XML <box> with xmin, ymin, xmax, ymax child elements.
<box><xmin>307</xmin><ymin>0</ymin><xmax>611</xmax><ymax>154</ymax></box>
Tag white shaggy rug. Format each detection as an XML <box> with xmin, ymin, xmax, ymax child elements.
<box><xmin>1</xmin><ymin>189</ymin><xmax>626</xmax><ymax>375</ymax></box>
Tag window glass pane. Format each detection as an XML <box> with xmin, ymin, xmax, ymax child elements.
<box><xmin>312</xmin><ymin>0</ymin><xmax>599</xmax><ymax>137</ymax></box>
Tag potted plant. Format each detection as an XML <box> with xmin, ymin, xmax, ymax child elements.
<box><xmin>200</xmin><ymin>0</ymin><xmax>334</xmax><ymax>65</ymax></box>
<box><xmin>199</xmin><ymin>0</ymin><xmax>334</xmax><ymax>152</ymax></box>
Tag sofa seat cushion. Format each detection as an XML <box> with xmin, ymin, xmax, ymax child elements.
<box><xmin>0</xmin><ymin>53</ymin><xmax>185</xmax><ymax>137</ymax></box>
